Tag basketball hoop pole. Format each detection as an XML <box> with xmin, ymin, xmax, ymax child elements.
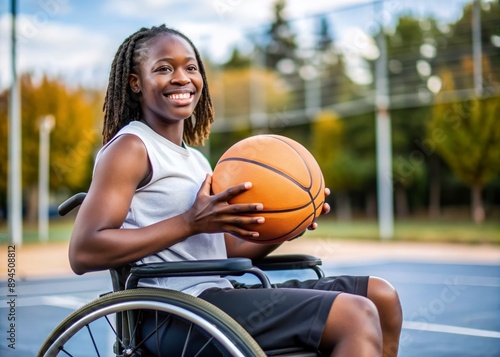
<box><xmin>8</xmin><ymin>0</ymin><xmax>23</xmax><ymax>246</ymax></box>
<box><xmin>38</xmin><ymin>115</ymin><xmax>55</xmax><ymax>242</ymax></box>
<box><xmin>374</xmin><ymin>0</ymin><xmax>394</xmax><ymax>240</ymax></box>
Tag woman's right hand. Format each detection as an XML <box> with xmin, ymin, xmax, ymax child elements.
<box><xmin>185</xmin><ymin>174</ymin><xmax>265</xmax><ymax>239</ymax></box>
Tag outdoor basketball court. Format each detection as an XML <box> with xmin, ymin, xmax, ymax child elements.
<box><xmin>1</xmin><ymin>259</ymin><xmax>499</xmax><ymax>356</ymax></box>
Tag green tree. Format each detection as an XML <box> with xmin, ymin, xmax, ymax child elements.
<box><xmin>384</xmin><ymin>14</ymin><xmax>445</xmax><ymax>217</ymax></box>
<box><xmin>314</xmin><ymin>15</ymin><xmax>360</xmax><ymax>106</ymax></box>
<box><xmin>429</xmin><ymin>70</ymin><xmax>500</xmax><ymax>224</ymax></box>
<box><xmin>391</xmin><ymin>107</ymin><xmax>428</xmax><ymax>218</ymax></box>
<box><xmin>311</xmin><ymin>110</ymin><xmax>375</xmax><ymax>220</ymax></box>
<box><xmin>0</xmin><ymin>75</ymin><xmax>101</xmax><ymax>223</ymax></box>
<box><xmin>222</xmin><ymin>47</ymin><xmax>251</xmax><ymax>69</ymax></box>
<box><xmin>208</xmin><ymin>67</ymin><xmax>291</xmax><ymax>130</ymax></box>
<box><xmin>263</xmin><ymin>0</ymin><xmax>297</xmax><ymax>70</ymax></box>
<box><xmin>445</xmin><ymin>1</ymin><xmax>500</xmax><ymax>90</ymax></box>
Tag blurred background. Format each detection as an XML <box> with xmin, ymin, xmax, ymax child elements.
<box><xmin>0</xmin><ymin>0</ymin><xmax>499</xmax><ymax>244</ymax></box>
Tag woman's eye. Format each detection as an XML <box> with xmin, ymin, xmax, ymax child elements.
<box><xmin>157</xmin><ymin>66</ymin><xmax>172</xmax><ymax>72</ymax></box>
<box><xmin>187</xmin><ymin>65</ymin><xmax>198</xmax><ymax>72</ymax></box>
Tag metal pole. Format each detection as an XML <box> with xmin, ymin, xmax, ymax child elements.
<box><xmin>8</xmin><ymin>0</ymin><xmax>22</xmax><ymax>246</ymax></box>
<box><xmin>38</xmin><ymin>115</ymin><xmax>55</xmax><ymax>242</ymax></box>
<box><xmin>374</xmin><ymin>0</ymin><xmax>394</xmax><ymax>240</ymax></box>
<box><xmin>472</xmin><ymin>0</ymin><xmax>483</xmax><ymax>96</ymax></box>
<box><xmin>249</xmin><ymin>46</ymin><xmax>266</xmax><ymax>132</ymax></box>
<box><xmin>304</xmin><ymin>67</ymin><xmax>321</xmax><ymax>118</ymax></box>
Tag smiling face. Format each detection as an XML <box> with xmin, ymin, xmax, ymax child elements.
<box><xmin>129</xmin><ymin>34</ymin><xmax>203</xmax><ymax>128</ymax></box>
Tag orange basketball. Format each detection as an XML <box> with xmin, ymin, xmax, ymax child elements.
<box><xmin>212</xmin><ymin>134</ymin><xmax>325</xmax><ymax>244</ymax></box>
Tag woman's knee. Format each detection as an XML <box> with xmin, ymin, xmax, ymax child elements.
<box><xmin>368</xmin><ymin>277</ymin><xmax>400</xmax><ymax>302</ymax></box>
<box><xmin>367</xmin><ymin>277</ymin><xmax>403</xmax><ymax>328</ymax></box>
<box><xmin>321</xmin><ymin>294</ymin><xmax>382</xmax><ymax>353</ymax></box>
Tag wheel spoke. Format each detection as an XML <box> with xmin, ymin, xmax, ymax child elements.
<box><xmin>193</xmin><ymin>336</ymin><xmax>215</xmax><ymax>357</ymax></box>
<box><xmin>86</xmin><ymin>324</ymin><xmax>101</xmax><ymax>357</ymax></box>
<box><xmin>104</xmin><ymin>314</ymin><xmax>122</xmax><ymax>345</ymax></box>
<box><xmin>58</xmin><ymin>348</ymin><xmax>73</xmax><ymax>357</ymax></box>
<box><xmin>180</xmin><ymin>323</ymin><xmax>194</xmax><ymax>357</ymax></box>
<box><xmin>133</xmin><ymin>310</ymin><xmax>171</xmax><ymax>356</ymax></box>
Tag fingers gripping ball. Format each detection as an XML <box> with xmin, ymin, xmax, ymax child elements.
<box><xmin>212</xmin><ymin>135</ymin><xmax>325</xmax><ymax>244</ymax></box>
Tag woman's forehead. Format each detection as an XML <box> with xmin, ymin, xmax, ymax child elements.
<box><xmin>146</xmin><ymin>33</ymin><xmax>197</xmax><ymax>60</ymax></box>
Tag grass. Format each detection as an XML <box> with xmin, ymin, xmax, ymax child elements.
<box><xmin>0</xmin><ymin>218</ymin><xmax>75</xmax><ymax>245</ymax></box>
<box><xmin>308</xmin><ymin>217</ymin><xmax>500</xmax><ymax>245</ymax></box>
<box><xmin>1</xmin><ymin>216</ymin><xmax>499</xmax><ymax>246</ymax></box>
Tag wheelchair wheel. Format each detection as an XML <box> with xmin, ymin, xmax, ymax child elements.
<box><xmin>38</xmin><ymin>288</ymin><xmax>266</xmax><ymax>357</ymax></box>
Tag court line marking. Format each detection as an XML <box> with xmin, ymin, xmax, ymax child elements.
<box><xmin>321</xmin><ymin>267</ymin><xmax>500</xmax><ymax>287</ymax></box>
<box><xmin>383</xmin><ymin>273</ymin><xmax>500</xmax><ymax>287</ymax></box>
<box><xmin>403</xmin><ymin>321</ymin><xmax>500</xmax><ymax>338</ymax></box>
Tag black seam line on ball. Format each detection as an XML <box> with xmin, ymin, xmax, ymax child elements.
<box><xmin>267</xmin><ymin>134</ymin><xmax>323</xmax><ymax>221</ymax></box>
<box><xmin>266</xmin><ymin>136</ymin><xmax>314</xmax><ymax>190</ymax></box>
<box><xmin>218</xmin><ymin>157</ymin><xmax>312</xmax><ymax>191</ymax></box>
<box><xmin>256</xmin><ymin>213</ymin><xmax>315</xmax><ymax>243</ymax></box>
<box><xmin>259</xmin><ymin>204</ymin><xmax>311</xmax><ymax>213</ymax></box>
<box><xmin>309</xmin><ymin>174</ymin><xmax>325</xmax><ymax>220</ymax></box>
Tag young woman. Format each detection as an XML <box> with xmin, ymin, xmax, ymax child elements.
<box><xmin>69</xmin><ymin>25</ymin><xmax>402</xmax><ymax>357</ymax></box>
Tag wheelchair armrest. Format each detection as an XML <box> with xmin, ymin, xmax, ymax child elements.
<box><xmin>253</xmin><ymin>254</ymin><xmax>324</xmax><ymax>278</ymax></box>
<box><xmin>58</xmin><ymin>192</ymin><xmax>87</xmax><ymax>216</ymax></box>
<box><xmin>126</xmin><ymin>258</ymin><xmax>254</xmax><ymax>289</ymax></box>
<box><xmin>253</xmin><ymin>254</ymin><xmax>322</xmax><ymax>270</ymax></box>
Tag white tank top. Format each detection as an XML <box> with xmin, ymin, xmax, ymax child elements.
<box><xmin>95</xmin><ymin>121</ymin><xmax>233</xmax><ymax>295</ymax></box>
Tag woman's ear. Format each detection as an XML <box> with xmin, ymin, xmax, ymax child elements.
<box><xmin>129</xmin><ymin>74</ymin><xmax>141</xmax><ymax>93</ymax></box>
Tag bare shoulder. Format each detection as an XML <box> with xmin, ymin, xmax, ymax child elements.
<box><xmin>101</xmin><ymin>134</ymin><xmax>147</xmax><ymax>161</ymax></box>
<box><xmin>92</xmin><ymin>134</ymin><xmax>150</xmax><ymax>191</ymax></box>
<box><xmin>96</xmin><ymin>134</ymin><xmax>148</xmax><ymax>172</ymax></box>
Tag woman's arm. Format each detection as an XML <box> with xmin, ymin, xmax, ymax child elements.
<box><xmin>224</xmin><ymin>234</ymin><xmax>282</xmax><ymax>260</ymax></box>
<box><xmin>69</xmin><ymin>134</ymin><xmax>186</xmax><ymax>274</ymax></box>
<box><xmin>69</xmin><ymin>135</ymin><xmax>265</xmax><ymax>275</ymax></box>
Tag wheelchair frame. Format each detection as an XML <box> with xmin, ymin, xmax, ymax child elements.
<box><xmin>37</xmin><ymin>193</ymin><xmax>322</xmax><ymax>357</ymax></box>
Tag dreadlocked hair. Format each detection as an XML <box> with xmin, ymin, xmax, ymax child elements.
<box><xmin>102</xmin><ymin>25</ymin><xmax>214</xmax><ymax>146</ymax></box>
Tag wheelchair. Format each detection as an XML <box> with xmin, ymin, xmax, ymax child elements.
<box><xmin>38</xmin><ymin>193</ymin><xmax>325</xmax><ymax>357</ymax></box>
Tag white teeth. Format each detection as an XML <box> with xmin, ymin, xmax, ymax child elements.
<box><xmin>168</xmin><ymin>93</ymin><xmax>191</xmax><ymax>99</ymax></box>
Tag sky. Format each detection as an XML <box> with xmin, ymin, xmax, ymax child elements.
<box><xmin>0</xmin><ymin>0</ymin><xmax>474</xmax><ymax>90</ymax></box>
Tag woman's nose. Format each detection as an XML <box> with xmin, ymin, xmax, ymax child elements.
<box><xmin>171</xmin><ymin>70</ymin><xmax>191</xmax><ymax>85</ymax></box>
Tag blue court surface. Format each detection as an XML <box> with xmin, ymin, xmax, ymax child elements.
<box><xmin>1</xmin><ymin>259</ymin><xmax>499</xmax><ymax>356</ymax></box>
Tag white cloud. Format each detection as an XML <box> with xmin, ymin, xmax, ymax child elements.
<box><xmin>0</xmin><ymin>14</ymin><xmax>113</xmax><ymax>89</ymax></box>
<box><xmin>1</xmin><ymin>0</ymin><xmax>467</xmax><ymax>90</ymax></box>
<box><xmin>285</xmin><ymin>0</ymin><xmax>372</xmax><ymax>18</ymax></box>
<box><xmin>103</xmin><ymin>0</ymin><xmax>231</xmax><ymax>24</ymax></box>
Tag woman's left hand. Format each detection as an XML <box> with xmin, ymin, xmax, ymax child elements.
<box><xmin>288</xmin><ymin>188</ymin><xmax>330</xmax><ymax>241</ymax></box>
<box><xmin>307</xmin><ymin>187</ymin><xmax>331</xmax><ymax>231</ymax></box>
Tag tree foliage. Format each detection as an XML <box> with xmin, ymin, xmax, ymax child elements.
<box><xmin>19</xmin><ymin>75</ymin><xmax>101</xmax><ymax>192</ymax></box>
<box><xmin>0</xmin><ymin>75</ymin><xmax>102</xmax><ymax>221</ymax></box>
<box><xmin>429</xmin><ymin>69</ymin><xmax>500</xmax><ymax>223</ymax></box>
<box><xmin>263</xmin><ymin>0</ymin><xmax>297</xmax><ymax>69</ymax></box>
<box><xmin>446</xmin><ymin>1</ymin><xmax>500</xmax><ymax>89</ymax></box>
<box><xmin>208</xmin><ymin>67</ymin><xmax>291</xmax><ymax>128</ymax></box>
<box><xmin>311</xmin><ymin>111</ymin><xmax>375</xmax><ymax>191</ymax></box>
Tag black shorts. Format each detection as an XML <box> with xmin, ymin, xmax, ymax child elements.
<box><xmin>142</xmin><ymin>276</ymin><xmax>368</xmax><ymax>355</ymax></box>
<box><xmin>200</xmin><ymin>276</ymin><xmax>369</xmax><ymax>353</ymax></box>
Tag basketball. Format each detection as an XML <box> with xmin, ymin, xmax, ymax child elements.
<box><xmin>212</xmin><ymin>134</ymin><xmax>325</xmax><ymax>244</ymax></box>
